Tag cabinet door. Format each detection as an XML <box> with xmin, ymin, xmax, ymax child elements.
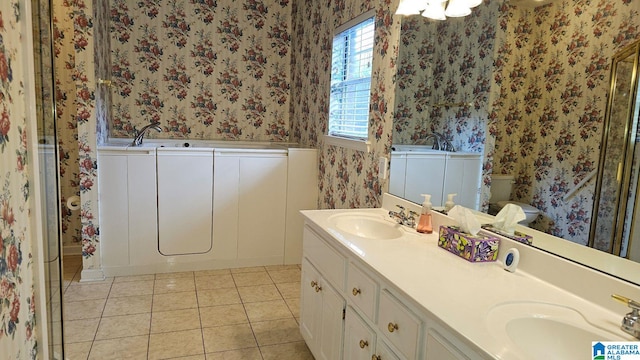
<box><xmin>374</xmin><ymin>338</ymin><xmax>402</xmax><ymax>360</ymax></box>
<box><xmin>157</xmin><ymin>149</ymin><xmax>214</xmax><ymax>255</ymax></box>
<box><xmin>301</xmin><ymin>258</ymin><xmax>346</xmax><ymax>360</ymax></box>
<box><xmin>344</xmin><ymin>307</ymin><xmax>376</xmax><ymax>360</ymax></box>
<box><xmin>405</xmin><ymin>155</ymin><xmax>446</xmax><ymax>205</ymax></box>
<box><xmin>425</xmin><ymin>330</ymin><xmax>467</xmax><ymax>360</ymax></box>
<box><xmin>300</xmin><ymin>259</ymin><xmax>323</xmax><ymax>353</ymax></box>
<box><xmin>238</xmin><ymin>155</ymin><xmax>287</xmax><ymax>260</ymax></box>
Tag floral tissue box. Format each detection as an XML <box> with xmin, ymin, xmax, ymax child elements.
<box><xmin>438</xmin><ymin>226</ymin><xmax>500</xmax><ymax>262</ymax></box>
<box><xmin>481</xmin><ymin>224</ymin><xmax>533</xmax><ymax>245</ymax></box>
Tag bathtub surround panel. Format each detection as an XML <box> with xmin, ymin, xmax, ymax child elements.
<box><xmin>97</xmin><ymin>145</ymin><xmax>317</xmax><ymax>276</ymax></box>
<box><xmin>109</xmin><ymin>0</ymin><xmax>292</xmax><ymax>141</ymax></box>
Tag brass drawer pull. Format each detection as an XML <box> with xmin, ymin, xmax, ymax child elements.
<box><xmin>315</xmin><ymin>285</ymin><xmax>322</xmax><ymax>292</ymax></box>
<box><xmin>352</xmin><ymin>288</ymin><xmax>361</xmax><ymax>296</ymax></box>
<box><xmin>388</xmin><ymin>322</ymin><xmax>399</xmax><ymax>332</ymax></box>
<box><xmin>372</xmin><ymin>356</ymin><xmax>381</xmax><ymax>360</ymax></box>
<box><xmin>310</xmin><ymin>281</ymin><xmax>318</xmax><ymax>288</ymax></box>
<box><xmin>359</xmin><ymin>340</ymin><xmax>368</xmax><ymax>349</ymax></box>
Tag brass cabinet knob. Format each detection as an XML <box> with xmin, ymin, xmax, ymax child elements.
<box><xmin>388</xmin><ymin>322</ymin><xmax>399</xmax><ymax>333</ymax></box>
<box><xmin>315</xmin><ymin>285</ymin><xmax>322</xmax><ymax>292</ymax></box>
<box><xmin>359</xmin><ymin>340</ymin><xmax>368</xmax><ymax>349</ymax></box>
<box><xmin>372</xmin><ymin>356</ymin><xmax>381</xmax><ymax>360</ymax></box>
<box><xmin>310</xmin><ymin>281</ymin><xmax>318</xmax><ymax>288</ymax></box>
<box><xmin>352</xmin><ymin>288</ymin><xmax>361</xmax><ymax>296</ymax></box>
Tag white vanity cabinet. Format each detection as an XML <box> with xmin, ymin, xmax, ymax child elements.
<box><xmin>300</xmin><ymin>226</ymin><xmax>347</xmax><ymax>359</ymax></box>
<box><xmin>301</xmin><ymin>221</ymin><xmax>486</xmax><ymax>360</ymax></box>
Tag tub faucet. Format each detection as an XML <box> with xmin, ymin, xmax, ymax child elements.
<box><xmin>612</xmin><ymin>294</ymin><xmax>640</xmax><ymax>339</ymax></box>
<box><xmin>432</xmin><ymin>132</ymin><xmax>456</xmax><ymax>152</ymax></box>
<box><xmin>424</xmin><ymin>133</ymin><xmax>442</xmax><ymax>150</ymax></box>
<box><xmin>131</xmin><ymin>122</ymin><xmax>161</xmax><ymax>146</ymax></box>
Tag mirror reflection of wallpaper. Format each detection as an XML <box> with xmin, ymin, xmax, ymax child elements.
<box><xmin>53</xmin><ymin>0</ymin><xmax>82</xmax><ymax>249</ymax></box>
<box><xmin>493</xmin><ymin>1</ymin><xmax>640</xmax><ymax>246</ymax></box>
<box><xmin>109</xmin><ymin>0</ymin><xmax>292</xmax><ymax>141</ymax></box>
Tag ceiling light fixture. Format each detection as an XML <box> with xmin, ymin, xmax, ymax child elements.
<box><xmin>396</xmin><ymin>0</ymin><xmax>483</xmax><ymax>20</ymax></box>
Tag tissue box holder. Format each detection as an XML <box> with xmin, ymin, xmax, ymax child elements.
<box><xmin>438</xmin><ymin>226</ymin><xmax>500</xmax><ymax>262</ymax></box>
<box><xmin>481</xmin><ymin>224</ymin><xmax>533</xmax><ymax>245</ymax></box>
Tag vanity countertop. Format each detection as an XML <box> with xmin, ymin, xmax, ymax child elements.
<box><xmin>301</xmin><ymin>202</ymin><xmax>636</xmax><ymax>359</ymax></box>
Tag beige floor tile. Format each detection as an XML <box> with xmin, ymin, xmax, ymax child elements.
<box><xmin>194</xmin><ymin>268</ymin><xmax>231</xmax><ymax>277</ymax></box>
<box><xmin>154</xmin><ymin>277</ymin><xmax>196</xmax><ymax>294</ymax></box>
<box><xmin>251</xmin><ymin>318</ymin><xmax>303</xmax><ymax>346</ymax></box>
<box><xmin>148</xmin><ymin>329</ymin><xmax>204</xmax><ymax>360</ymax></box>
<box><xmin>63</xmin><ymin>283</ymin><xmax>112</xmax><ymax>301</ymax></box>
<box><xmin>197</xmin><ymin>288</ymin><xmax>241</xmax><ymax>307</ymax></box>
<box><xmin>230</xmin><ymin>266</ymin><xmax>266</xmax><ymax>274</ymax></box>
<box><xmin>205</xmin><ymin>347</ymin><xmax>262</xmax><ymax>360</ymax></box>
<box><xmin>237</xmin><ymin>284</ymin><xmax>282</xmax><ymax>303</ymax></box>
<box><xmin>260</xmin><ymin>341</ymin><xmax>314</xmax><ymax>360</ymax></box>
<box><xmin>88</xmin><ymin>335</ymin><xmax>149</xmax><ymax>360</ymax></box>
<box><xmin>195</xmin><ymin>274</ymin><xmax>236</xmax><ymax>290</ymax></box>
<box><xmin>244</xmin><ymin>299</ymin><xmax>294</xmax><ymax>322</ymax></box>
<box><xmin>265</xmin><ymin>264</ymin><xmax>300</xmax><ymax>272</ymax></box>
<box><xmin>109</xmin><ymin>280</ymin><xmax>154</xmax><ymax>298</ymax></box>
<box><xmin>95</xmin><ymin>313</ymin><xmax>151</xmax><ymax>340</ymax></box>
<box><xmin>285</xmin><ymin>298</ymin><xmax>300</xmax><ymax>318</ymax></box>
<box><xmin>202</xmin><ymin>323</ymin><xmax>256</xmax><ymax>353</ymax></box>
<box><xmin>232</xmin><ymin>272</ymin><xmax>272</xmax><ymax>287</ymax></box>
<box><xmin>164</xmin><ymin>356</ymin><xmax>205</xmax><ymax>360</ymax></box>
<box><xmin>199</xmin><ymin>304</ymin><xmax>247</xmax><ymax>328</ymax></box>
<box><xmin>114</xmin><ymin>274</ymin><xmax>156</xmax><ymax>283</ymax></box>
<box><xmin>153</xmin><ymin>291</ymin><xmax>198</xmax><ymax>312</ymax></box>
<box><xmin>155</xmin><ymin>271</ymin><xmax>194</xmax><ymax>280</ymax></box>
<box><xmin>63</xmin><ymin>298</ymin><xmax>106</xmax><ymax>321</ymax></box>
<box><xmin>103</xmin><ymin>295</ymin><xmax>152</xmax><ymax>317</ymax></box>
<box><xmin>267</xmin><ymin>269</ymin><xmax>301</xmax><ymax>284</ymax></box>
<box><xmin>63</xmin><ymin>318</ymin><xmax>100</xmax><ymax>343</ymax></box>
<box><xmin>275</xmin><ymin>282</ymin><xmax>300</xmax><ymax>299</ymax></box>
<box><xmin>63</xmin><ymin>341</ymin><xmax>92</xmax><ymax>359</ymax></box>
<box><xmin>150</xmin><ymin>308</ymin><xmax>201</xmax><ymax>333</ymax></box>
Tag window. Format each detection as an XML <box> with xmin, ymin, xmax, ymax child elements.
<box><xmin>328</xmin><ymin>11</ymin><xmax>375</xmax><ymax>147</ymax></box>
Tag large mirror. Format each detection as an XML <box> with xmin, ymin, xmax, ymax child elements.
<box><xmin>390</xmin><ymin>0</ymin><xmax>640</xmax><ymax>283</ymax></box>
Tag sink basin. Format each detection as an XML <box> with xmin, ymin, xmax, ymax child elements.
<box><xmin>486</xmin><ymin>302</ymin><xmax>621</xmax><ymax>359</ymax></box>
<box><xmin>329</xmin><ymin>213</ymin><xmax>403</xmax><ymax>240</ymax></box>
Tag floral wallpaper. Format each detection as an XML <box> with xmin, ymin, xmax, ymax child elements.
<box><xmin>108</xmin><ymin>0</ymin><xmax>292</xmax><ymax>141</ymax></box>
<box><xmin>53</xmin><ymin>0</ymin><xmax>82</xmax><ymax>251</ymax></box>
<box><xmin>290</xmin><ymin>0</ymin><xmax>401</xmax><ymax>209</ymax></box>
<box><xmin>491</xmin><ymin>0</ymin><xmax>640</xmax><ymax>247</ymax></box>
<box><xmin>393</xmin><ymin>2</ymin><xmax>501</xmax><ymax>210</ymax></box>
<box><xmin>0</xmin><ymin>1</ymin><xmax>38</xmax><ymax>358</ymax></box>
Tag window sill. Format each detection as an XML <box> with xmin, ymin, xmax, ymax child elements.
<box><xmin>324</xmin><ymin>135</ymin><xmax>371</xmax><ymax>153</ymax></box>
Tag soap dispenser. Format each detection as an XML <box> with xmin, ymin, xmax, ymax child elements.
<box><xmin>445</xmin><ymin>193</ymin><xmax>457</xmax><ymax>213</ymax></box>
<box><xmin>417</xmin><ymin>194</ymin><xmax>433</xmax><ymax>234</ymax></box>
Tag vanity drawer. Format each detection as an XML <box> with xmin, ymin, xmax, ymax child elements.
<box><xmin>378</xmin><ymin>289</ymin><xmax>421</xmax><ymax>359</ymax></box>
<box><xmin>347</xmin><ymin>262</ymin><xmax>378</xmax><ymax>321</ymax></box>
<box><xmin>303</xmin><ymin>226</ymin><xmax>346</xmax><ymax>291</ymax></box>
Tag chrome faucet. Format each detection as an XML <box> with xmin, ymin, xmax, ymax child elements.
<box><xmin>432</xmin><ymin>132</ymin><xmax>456</xmax><ymax>152</ymax></box>
<box><xmin>424</xmin><ymin>133</ymin><xmax>442</xmax><ymax>150</ymax></box>
<box><xmin>612</xmin><ymin>294</ymin><xmax>640</xmax><ymax>339</ymax></box>
<box><xmin>131</xmin><ymin>122</ymin><xmax>162</xmax><ymax>146</ymax></box>
<box><xmin>388</xmin><ymin>205</ymin><xmax>418</xmax><ymax>228</ymax></box>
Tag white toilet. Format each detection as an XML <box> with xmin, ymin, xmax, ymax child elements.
<box><xmin>489</xmin><ymin>174</ymin><xmax>540</xmax><ymax>226</ymax></box>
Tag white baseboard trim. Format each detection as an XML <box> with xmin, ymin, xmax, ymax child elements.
<box><xmin>80</xmin><ymin>268</ymin><xmax>106</xmax><ymax>282</ymax></box>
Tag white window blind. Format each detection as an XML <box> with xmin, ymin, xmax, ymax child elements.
<box><xmin>329</xmin><ymin>13</ymin><xmax>375</xmax><ymax>141</ymax></box>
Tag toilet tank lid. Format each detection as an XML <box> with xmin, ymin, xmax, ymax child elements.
<box><xmin>496</xmin><ymin>201</ymin><xmax>539</xmax><ymax>214</ymax></box>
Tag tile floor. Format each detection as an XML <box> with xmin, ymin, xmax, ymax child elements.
<box><xmin>62</xmin><ymin>255</ymin><xmax>314</xmax><ymax>360</ymax></box>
